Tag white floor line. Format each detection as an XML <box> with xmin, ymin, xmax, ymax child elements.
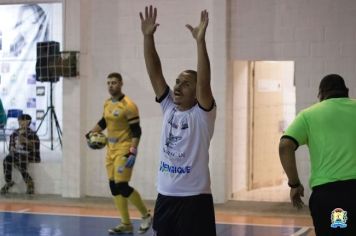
<box><xmin>0</xmin><ymin>209</ymin><xmax>120</xmax><ymax>219</ymax></box>
<box><xmin>16</xmin><ymin>208</ymin><xmax>30</xmax><ymax>213</ymax></box>
<box><xmin>290</xmin><ymin>227</ymin><xmax>311</xmax><ymax>236</ymax></box>
<box><xmin>217</xmin><ymin>220</ymin><xmax>311</xmax><ymax>228</ymax></box>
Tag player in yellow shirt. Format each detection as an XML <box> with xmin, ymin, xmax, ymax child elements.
<box><xmin>86</xmin><ymin>72</ymin><xmax>152</xmax><ymax>234</ymax></box>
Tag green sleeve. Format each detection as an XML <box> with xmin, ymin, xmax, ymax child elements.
<box><xmin>284</xmin><ymin>112</ymin><xmax>308</xmax><ymax>146</ymax></box>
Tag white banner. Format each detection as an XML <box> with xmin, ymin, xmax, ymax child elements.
<box><xmin>0</xmin><ymin>3</ymin><xmax>62</xmax><ymax>139</ymax></box>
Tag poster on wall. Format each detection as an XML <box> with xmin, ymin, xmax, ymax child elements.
<box><xmin>0</xmin><ymin>3</ymin><xmax>62</xmax><ymax>139</ymax></box>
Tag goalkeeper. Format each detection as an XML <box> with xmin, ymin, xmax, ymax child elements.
<box><xmin>86</xmin><ymin>72</ymin><xmax>152</xmax><ymax>234</ymax></box>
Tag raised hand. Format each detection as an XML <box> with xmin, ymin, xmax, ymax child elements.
<box><xmin>140</xmin><ymin>5</ymin><xmax>160</xmax><ymax>36</ymax></box>
<box><xmin>186</xmin><ymin>10</ymin><xmax>209</xmax><ymax>42</ymax></box>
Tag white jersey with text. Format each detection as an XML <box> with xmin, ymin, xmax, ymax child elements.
<box><xmin>157</xmin><ymin>89</ymin><xmax>216</xmax><ymax>196</ymax></box>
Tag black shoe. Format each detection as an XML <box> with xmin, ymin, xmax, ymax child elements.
<box><xmin>0</xmin><ymin>181</ymin><xmax>15</xmax><ymax>195</ymax></box>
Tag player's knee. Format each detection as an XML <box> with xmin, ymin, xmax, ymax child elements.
<box><xmin>109</xmin><ymin>180</ymin><xmax>120</xmax><ymax>196</ymax></box>
<box><xmin>116</xmin><ymin>182</ymin><xmax>134</xmax><ymax>197</ymax></box>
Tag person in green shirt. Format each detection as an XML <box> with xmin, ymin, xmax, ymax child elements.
<box><xmin>279</xmin><ymin>74</ymin><xmax>356</xmax><ymax>236</ymax></box>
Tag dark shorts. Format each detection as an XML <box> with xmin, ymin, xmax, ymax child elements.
<box><xmin>152</xmin><ymin>193</ymin><xmax>216</xmax><ymax>236</ymax></box>
<box><xmin>309</xmin><ymin>179</ymin><xmax>356</xmax><ymax>236</ymax></box>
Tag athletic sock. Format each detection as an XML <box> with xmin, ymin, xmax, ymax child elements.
<box><xmin>127</xmin><ymin>189</ymin><xmax>149</xmax><ymax>217</ymax></box>
<box><xmin>113</xmin><ymin>195</ymin><xmax>131</xmax><ymax>225</ymax></box>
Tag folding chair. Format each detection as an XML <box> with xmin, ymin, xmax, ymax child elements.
<box><xmin>0</xmin><ymin>109</ymin><xmax>23</xmax><ymax>152</ymax></box>
<box><xmin>6</xmin><ymin>109</ymin><xmax>23</xmax><ymax>132</ymax></box>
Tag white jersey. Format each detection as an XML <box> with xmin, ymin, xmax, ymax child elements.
<box><xmin>157</xmin><ymin>89</ymin><xmax>216</xmax><ymax>196</ymax></box>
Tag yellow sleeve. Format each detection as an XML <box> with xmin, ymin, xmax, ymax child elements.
<box><xmin>126</xmin><ymin>101</ymin><xmax>140</xmax><ymax>125</ymax></box>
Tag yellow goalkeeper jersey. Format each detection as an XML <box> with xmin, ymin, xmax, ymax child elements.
<box><xmin>103</xmin><ymin>95</ymin><xmax>139</xmax><ymax>151</ymax></box>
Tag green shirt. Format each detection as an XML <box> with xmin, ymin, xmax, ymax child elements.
<box><xmin>284</xmin><ymin>98</ymin><xmax>356</xmax><ymax>188</ymax></box>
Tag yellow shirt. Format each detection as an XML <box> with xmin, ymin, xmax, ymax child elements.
<box><xmin>103</xmin><ymin>95</ymin><xmax>139</xmax><ymax>151</ymax></box>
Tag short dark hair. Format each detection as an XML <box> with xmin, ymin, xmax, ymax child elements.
<box><xmin>18</xmin><ymin>114</ymin><xmax>32</xmax><ymax>121</ymax></box>
<box><xmin>107</xmin><ymin>72</ymin><xmax>122</xmax><ymax>81</ymax></box>
<box><xmin>181</xmin><ymin>70</ymin><xmax>197</xmax><ymax>82</ymax></box>
<box><xmin>318</xmin><ymin>74</ymin><xmax>349</xmax><ymax>100</ymax></box>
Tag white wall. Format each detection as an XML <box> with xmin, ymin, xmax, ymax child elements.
<box><xmin>3</xmin><ymin>0</ymin><xmax>356</xmax><ymax>204</ymax></box>
<box><xmin>76</xmin><ymin>0</ymin><xmax>229</xmax><ymax>202</ymax></box>
<box><xmin>0</xmin><ymin>0</ymin><xmax>229</xmax><ymax>202</ymax></box>
<box><xmin>230</xmin><ymin>0</ymin><xmax>356</xmax><ymax>201</ymax></box>
<box><xmin>231</xmin><ymin>61</ymin><xmax>249</xmax><ymax>196</ymax></box>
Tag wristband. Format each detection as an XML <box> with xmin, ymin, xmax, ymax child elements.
<box><xmin>288</xmin><ymin>182</ymin><xmax>301</xmax><ymax>188</ymax></box>
<box><xmin>129</xmin><ymin>147</ymin><xmax>137</xmax><ymax>155</ymax></box>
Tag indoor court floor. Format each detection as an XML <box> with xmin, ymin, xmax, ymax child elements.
<box><xmin>0</xmin><ymin>194</ymin><xmax>315</xmax><ymax>236</ymax></box>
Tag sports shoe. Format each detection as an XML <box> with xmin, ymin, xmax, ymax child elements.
<box><xmin>138</xmin><ymin>213</ymin><xmax>152</xmax><ymax>234</ymax></box>
<box><xmin>0</xmin><ymin>181</ymin><xmax>15</xmax><ymax>195</ymax></box>
<box><xmin>108</xmin><ymin>223</ymin><xmax>133</xmax><ymax>234</ymax></box>
<box><xmin>26</xmin><ymin>181</ymin><xmax>35</xmax><ymax>194</ymax></box>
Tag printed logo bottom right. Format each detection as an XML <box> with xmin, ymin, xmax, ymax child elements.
<box><xmin>331</xmin><ymin>208</ymin><xmax>348</xmax><ymax>228</ymax></box>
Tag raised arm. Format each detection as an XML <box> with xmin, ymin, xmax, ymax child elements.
<box><xmin>140</xmin><ymin>6</ymin><xmax>167</xmax><ymax>98</ymax></box>
<box><xmin>186</xmin><ymin>10</ymin><xmax>214</xmax><ymax>110</ymax></box>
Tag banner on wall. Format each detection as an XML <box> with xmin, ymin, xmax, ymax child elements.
<box><xmin>0</xmin><ymin>3</ymin><xmax>62</xmax><ymax>138</ymax></box>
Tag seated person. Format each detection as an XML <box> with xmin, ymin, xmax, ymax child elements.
<box><xmin>0</xmin><ymin>114</ymin><xmax>40</xmax><ymax>194</ymax></box>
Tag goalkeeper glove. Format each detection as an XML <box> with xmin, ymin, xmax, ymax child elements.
<box><xmin>125</xmin><ymin>154</ymin><xmax>136</xmax><ymax>168</ymax></box>
<box><xmin>125</xmin><ymin>147</ymin><xmax>137</xmax><ymax>168</ymax></box>
<box><xmin>85</xmin><ymin>132</ymin><xmax>92</xmax><ymax>140</ymax></box>
<box><xmin>118</xmin><ymin>147</ymin><xmax>137</xmax><ymax>172</ymax></box>
<box><xmin>85</xmin><ymin>131</ymin><xmax>99</xmax><ymax>149</ymax></box>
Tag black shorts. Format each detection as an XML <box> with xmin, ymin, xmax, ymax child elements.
<box><xmin>309</xmin><ymin>179</ymin><xmax>356</xmax><ymax>236</ymax></box>
<box><xmin>152</xmin><ymin>193</ymin><xmax>216</xmax><ymax>236</ymax></box>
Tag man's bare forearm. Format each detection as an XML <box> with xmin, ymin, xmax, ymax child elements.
<box><xmin>196</xmin><ymin>40</ymin><xmax>213</xmax><ymax>109</ymax></box>
<box><xmin>143</xmin><ymin>35</ymin><xmax>167</xmax><ymax>97</ymax></box>
<box><xmin>279</xmin><ymin>139</ymin><xmax>300</xmax><ymax>185</ymax></box>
